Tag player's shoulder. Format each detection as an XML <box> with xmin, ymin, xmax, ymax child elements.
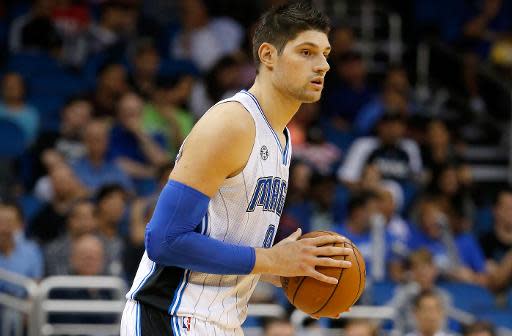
<box><xmin>191</xmin><ymin>100</ymin><xmax>255</xmax><ymax>143</ymax></box>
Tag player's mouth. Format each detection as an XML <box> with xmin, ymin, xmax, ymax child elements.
<box><xmin>310</xmin><ymin>77</ymin><xmax>324</xmax><ymax>89</ymax></box>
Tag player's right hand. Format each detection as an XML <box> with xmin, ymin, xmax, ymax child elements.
<box><xmin>253</xmin><ymin>229</ymin><xmax>352</xmax><ymax>284</ymax></box>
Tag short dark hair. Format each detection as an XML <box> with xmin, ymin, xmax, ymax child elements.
<box><xmin>95</xmin><ymin>184</ymin><xmax>126</xmax><ymax>204</ymax></box>
<box><xmin>463</xmin><ymin>321</ymin><xmax>496</xmax><ymax>336</ymax></box>
<box><xmin>413</xmin><ymin>289</ymin><xmax>441</xmax><ymax>309</ymax></box>
<box><xmin>252</xmin><ymin>1</ymin><xmax>330</xmax><ymax>69</ymax></box>
<box><xmin>347</xmin><ymin>190</ymin><xmax>378</xmax><ymax>215</ymax></box>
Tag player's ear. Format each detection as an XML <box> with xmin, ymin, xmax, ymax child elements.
<box><xmin>258</xmin><ymin>42</ymin><xmax>276</xmax><ymax>70</ymax></box>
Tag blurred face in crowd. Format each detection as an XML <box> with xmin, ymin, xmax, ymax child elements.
<box><xmin>419</xmin><ymin>201</ymin><xmax>443</xmax><ymax>239</ymax></box>
<box><xmin>289</xmin><ymin>162</ymin><xmax>312</xmax><ymax>196</ymax></box>
<box><xmin>344</xmin><ymin>322</ymin><xmax>375</xmax><ymax>336</ymax></box>
<box><xmin>427</xmin><ymin>120</ymin><xmax>450</xmax><ymax>149</ymax></box>
<box><xmin>383</xmin><ymin>88</ymin><xmax>408</xmax><ymax>114</ymax></box>
<box><xmin>414</xmin><ymin>294</ymin><xmax>445</xmax><ymax>335</ymax></box>
<box><xmin>410</xmin><ymin>252</ymin><xmax>438</xmax><ymax>290</ymax></box>
<box><xmin>99</xmin><ymin>64</ymin><xmax>128</xmax><ymax>94</ymax></box>
<box><xmin>437</xmin><ymin>166</ymin><xmax>459</xmax><ymax>196</ymax></box>
<box><xmin>83</xmin><ymin>120</ymin><xmax>109</xmax><ymax>161</ymax></box>
<box><xmin>264</xmin><ymin>320</ymin><xmax>295</xmax><ymax>336</ymax></box>
<box><xmin>98</xmin><ymin>190</ymin><xmax>126</xmax><ymax>225</ymax></box>
<box><xmin>160</xmin><ymin>76</ymin><xmax>195</xmax><ymax>106</ymax></box>
<box><xmin>330</xmin><ymin>27</ymin><xmax>354</xmax><ymax>56</ymax></box>
<box><xmin>180</xmin><ymin>0</ymin><xmax>209</xmax><ymax>29</ymax></box>
<box><xmin>70</xmin><ymin>235</ymin><xmax>105</xmax><ymax>276</ymax></box>
<box><xmin>377</xmin><ymin>119</ymin><xmax>406</xmax><ymax>145</ymax></box>
<box><xmin>67</xmin><ymin>201</ymin><xmax>97</xmax><ymax>239</ymax></box>
<box><xmin>385</xmin><ymin>68</ymin><xmax>410</xmax><ymax>95</ymax></box>
<box><xmin>135</xmin><ymin>46</ymin><xmax>160</xmax><ymax>78</ymax></box>
<box><xmin>62</xmin><ymin>99</ymin><xmax>92</xmax><ymax>134</ymax></box>
<box><xmin>49</xmin><ymin>164</ymin><xmax>80</xmax><ymax>199</ymax></box>
<box><xmin>378</xmin><ymin>189</ymin><xmax>396</xmax><ymax>220</ymax></box>
<box><xmin>0</xmin><ymin>206</ymin><xmax>18</xmax><ymax>249</ymax></box>
<box><xmin>117</xmin><ymin>93</ymin><xmax>144</xmax><ymax>129</ymax></box>
<box><xmin>494</xmin><ymin>191</ymin><xmax>512</xmax><ymax>244</ymax></box>
<box><xmin>336</xmin><ymin>56</ymin><xmax>366</xmax><ymax>87</ymax></box>
<box><xmin>1</xmin><ymin>73</ymin><xmax>25</xmax><ymax>103</ymax></box>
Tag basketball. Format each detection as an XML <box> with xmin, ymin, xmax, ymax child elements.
<box><xmin>280</xmin><ymin>231</ymin><xmax>366</xmax><ymax>317</ymax></box>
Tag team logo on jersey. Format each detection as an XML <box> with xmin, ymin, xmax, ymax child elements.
<box><xmin>247</xmin><ymin>176</ymin><xmax>287</xmax><ymax>216</ymax></box>
<box><xmin>263</xmin><ymin>224</ymin><xmax>276</xmax><ymax>248</ymax></box>
<box><xmin>260</xmin><ymin>146</ymin><xmax>269</xmax><ymax>160</ymax></box>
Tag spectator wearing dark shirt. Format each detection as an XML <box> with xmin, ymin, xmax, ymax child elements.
<box><xmin>90</xmin><ymin>63</ymin><xmax>129</xmax><ymax>118</ymax></box>
<box><xmin>479</xmin><ymin>187</ymin><xmax>512</xmax><ymax>293</ymax></box>
<box><xmin>44</xmin><ymin>199</ymin><xmax>98</xmax><ymax>276</ymax></box>
<box><xmin>71</xmin><ymin>119</ymin><xmax>134</xmax><ymax>194</ymax></box>
<box><xmin>128</xmin><ymin>38</ymin><xmax>161</xmax><ymax>100</ymax></box>
<box><xmin>29</xmin><ymin>163</ymin><xmax>88</xmax><ymax>244</ymax></box>
<box><xmin>109</xmin><ymin>92</ymin><xmax>168</xmax><ymax>195</ymax></box>
<box><xmin>95</xmin><ymin>184</ymin><xmax>127</xmax><ymax>277</ymax></box>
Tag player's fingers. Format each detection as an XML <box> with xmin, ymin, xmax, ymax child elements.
<box><xmin>284</xmin><ymin>228</ymin><xmax>302</xmax><ymax>242</ymax></box>
<box><xmin>308</xmin><ymin>269</ymin><xmax>338</xmax><ymax>285</ymax></box>
<box><xmin>314</xmin><ymin>257</ymin><xmax>352</xmax><ymax>268</ymax></box>
<box><xmin>303</xmin><ymin>234</ymin><xmax>348</xmax><ymax>246</ymax></box>
<box><xmin>313</xmin><ymin>246</ymin><xmax>352</xmax><ymax>257</ymax></box>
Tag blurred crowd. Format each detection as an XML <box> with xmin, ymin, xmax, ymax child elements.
<box><xmin>0</xmin><ymin>0</ymin><xmax>512</xmax><ymax>335</ymax></box>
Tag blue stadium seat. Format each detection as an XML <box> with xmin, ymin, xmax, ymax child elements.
<box><xmin>370</xmin><ymin>280</ymin><xmax>397</xmax><ymax>306</ymax></box>
<box><xmin>438</xmin><ymin>282</ymin><xmax>495</xmax><ymax>312</ymax></box>
<box><xmin>19</xmin><ymin>194</ymin><xmax>44</xmax><ymax>223</ymax></box>
<box><xmin>0</xmin><ymin>118</ymin><xmax>27</xmax><ymax>158</ymax></box>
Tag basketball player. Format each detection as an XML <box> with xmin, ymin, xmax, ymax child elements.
<box><xmin>121</xmin><ymin>2</ymin><xmax>353</xmax><ymax>335</ymax></box>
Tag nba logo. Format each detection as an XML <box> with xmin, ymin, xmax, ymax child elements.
<box><xmin>182</xmin><ymin>316</ymin><xmax>191</xmax><ymax>331</ymax></box>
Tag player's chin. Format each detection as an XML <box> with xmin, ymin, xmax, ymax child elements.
<box><xmin>301</xmin><ymin>92</ymin><xmax>322</xmax><ymax>103</ymax></box>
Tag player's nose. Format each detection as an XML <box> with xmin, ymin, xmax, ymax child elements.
<box><xmin>314</xmin><ymin>57</ymin><xmax>330</xmax><ymax>74</ymax></box>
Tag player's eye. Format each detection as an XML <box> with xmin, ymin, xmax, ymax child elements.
<box><xmin>301</xmin><ymin>49</ymin><xmax>311</xmax><ymax>57</ymax></box>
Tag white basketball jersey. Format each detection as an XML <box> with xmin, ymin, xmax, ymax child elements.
<box><xmin>126</xmin><ymin>90</ymin><xmax>292</xmax><ymax>329</ymax></box>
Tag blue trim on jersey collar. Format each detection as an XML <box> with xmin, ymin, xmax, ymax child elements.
<box><xmin>241</xmin><ymin>90</ymin><xmax>290</xmax><ymax>165</ymax></box>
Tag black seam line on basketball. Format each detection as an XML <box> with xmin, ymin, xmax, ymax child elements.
<box><xmin>311</xmin><ymin>242</ymin><xmax>347</xmax><ymax>315</ymax></box>
<box><xmin>348</xmin><ymin>242</ymin><xmax>363</xmax><ymax>307</ymax></box>
<box><xmin>291</xmin><ymin>275</ymin><xmax>308</xmax><ymax>305</ymax></box>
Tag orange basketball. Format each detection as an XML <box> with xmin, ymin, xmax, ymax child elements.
<box><xmin>280</xmin><ymin>230</ymin><xmax>366</xmax><ymax>317</ymax></box>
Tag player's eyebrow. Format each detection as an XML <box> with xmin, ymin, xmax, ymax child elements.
<box><xmin>296</xmin><ymin>42</ymin><xmax>331</xmax><ymax>53</ymax></box>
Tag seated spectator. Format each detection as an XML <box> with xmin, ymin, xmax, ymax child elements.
<box><xmin>479</xmin><ymin>187</ymin><xmax>512</xmax><ymax>293</ymax></box>
<box><xmin>0</xmin><ymin>72</ymin><xmax>39</xmax><ymax>145</ymax></box>
<box><xmin>170</xmin><ymin>0</ymin><xmax>244</xmax><ymax>72</ymax></box>
<box><xmin>389</xmin><ymin>249</ymin><xmax>452</xmax><ymax>334</ymax></box>
<box><xmin>0</xmin><ymin>201</ymin><xmax>43</xmax><ymax>296</ymax></box>
<box><xmin>334</xmin><ymin>190</ymin><xmax>397</xmax><ymax>280</ymax></box>
<box><xmin>405</xmin><ymin>290</ymin><xmax>456</xmax><ymax>336</ymax></box>
<box><xmin>262</xmin><ymin>317</ymin><xmax>295</xmax><ymax>336</ymax></box>
<box><xmin>69</xmin><ymin>234</ymin><xmax>106</xmax><ymax>276</ymax></box>
<box><xmin>90</xmin><ymin>63</ymin><xmax>129</xmax><ymax>118</ymax></box>
<box><xmin>322</xmin><ymin>50</ymin><xmax>376</xmax><ymax>130</ymax></box>
<box><xmin>354</xmin><ymin>66</ymin><xmax>413</xmax><ymax>136</ymax></box>
<box><xmin>109</xmin><ymin>92</ymin><xmax>168</xmax><ymax>195</ymax></box>
<box><xmin>344</xmin><ymin>319</ymin><xmax>379</xmax><ymax>336</ymax></box>
<box><xmin>95</xmin><ymin>184</ymin><xmax>127</xmax><ymax>277</ymax></box>
<box><xmin>143</xmin><ymin>74</ymin><xmax>195</xmax><ymax>156</ymax></box>
<box><xmin>128</xmin><ymin>38</ymin><xmax>161</xmax><ymax>100</ymax></box>
<box><xmin>329</xmin><ymin>25</ymin><xmax>356</xmax><ymax>59</ymax></box>
<box><xmin>338</xmin><ymin>111</ymin><xmax>422</xmax><ymax>192</ymax></box>
<box><xmin>463</xmin><ymin>321</ymin><xmax>496</xmax><ymax>336</ymax></box>
<box><xmin>29</xmin><ymin>162</ymin><xmax>88</xmax><ymax>244</ymax></box>
<box><xmin>409</xmin><ymin>198</ymin><xmax>487</xmax><ymax>285</ymax></box>
<box><xmin>71</xmin><ymin>119</ymin><xmax>134</xmax><ymax>194</ymax></box>
<box><xmin>44</xmin><ymin>199</ymin><xmax>97</xmax><ymax>276</ymax></box>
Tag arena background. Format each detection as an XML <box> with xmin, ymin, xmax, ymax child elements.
<box><xmin>0</xmin><ymin>0</ymin><xmax>511</xmax><ymax>335</ymax></box>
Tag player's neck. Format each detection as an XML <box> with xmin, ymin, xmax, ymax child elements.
<box><xmin>248</xmin><ymin>79</ymin><xmax>301</xmax><ymax>133</ymax></box>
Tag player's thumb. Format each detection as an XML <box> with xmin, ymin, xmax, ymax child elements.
<box><xmin>286</xmin><ymin>228</ymin><xmax>302</xmax><ymax>242</ymax></box>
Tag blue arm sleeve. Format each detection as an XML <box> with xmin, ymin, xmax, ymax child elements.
<box><xmin>145</xmin><ymin>180</ymin><xmax>256</xmax><ymax>275</ymax></box>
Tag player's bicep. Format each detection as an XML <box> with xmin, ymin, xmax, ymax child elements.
<box><xmin>169</xmin><ymin>103</ymin><xmax>255</xmax><ymax>197</ymax></box>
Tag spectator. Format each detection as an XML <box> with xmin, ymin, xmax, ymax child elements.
<box><xmin>69</xmin><ymin>234</ymin><xmax>106</xmax><ymax>276</ymax></box>
<box><xmin>0</xmin><ymin>202</ymin><xmax>43</xmax><ymax>296</ymax></box>
<box><xmin>409</xmin><ymin>198</ymin><xmax>487</xmax><ymax>285</ymax></box>
<box><xmin>463</xmin><ymin>321</ymin><xmax>496</xmax><ymax>336</ymax></box>
<box><xmin>323</xmin><ymin>50</ymin><xmax>376</xmax><ymax>130</ymax></box>
<box><xmin>338</xmin><ymin>111</ymin><xmax>422</xmax><ymax>189</ymax></box>
<box><xmin>29</xmin><ymin>162</ymin><xmax>87</xmax><ymax>244</ymax></box>
<box><xmin>143</xmin><ymin>74</ymin><xmax>195</xmax><ymax>156</ymax></box>
<box><xmin>128</xmin><ymin>38</ymin><xmax>161</xmax><ymax>100</ymax></box>
<box><xmin>262</xmin><ymin>317</ymin><xmax>295</xmax><ymax>336</ymax></box>
<box><xmin>109</xmin><ymin>92</ymin><xmax>168</xmax><ymax>195</ymax></box>
<box><xmin>0</xmin><ymin>72</ymin><xmax>39</xmax><ymax>145</ymax></box>
<box><xmin>90</xmin><ymin>62</ymin><xmax>129</xmax><ymax>118</ymax></box>
<box><xmin>71</xmin><ymin>119</ymin><xmax>134</xmax><ymax>193</ymax></box>
<box><xmin>334</xmin><ymin>190</ymin><xmax>396</xmax><ymax>280</ymax></box>
<box><xmin>479</xmin><ymin>187</ymin><xmax>512</xmax><ymax>293</ymax></box>
<box><xmin>329</xmin><ymin>25</ymin><xmax>356</xmax><ymax>59</ymax></box>
<box><xmin>344</xmin><ymin>319</ymin><xmax>379</xmax><ymax>336</ymax></box>
<box><xmin>405</xmin><ymin>290</ymin><xmax>455</xmax><ymax>336</ymax></box>
<box><xmin>95</xmin><ymin>184</ymin><xmax>127</xmax><ymax>277</ymax></box>
<box><xmin>170</xmin><ymin>0</ymin><xmax>244</xmax><ymax>71</ymax></box>
<box><xmin>389</xmin><ymin>249</ymin><xmax>452</xmax><ymax>334</ymax></box>
<box><xmin>44</xmin><ymin>199</ymin><xmax>97</xmax><ymax>276</ymax></box>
